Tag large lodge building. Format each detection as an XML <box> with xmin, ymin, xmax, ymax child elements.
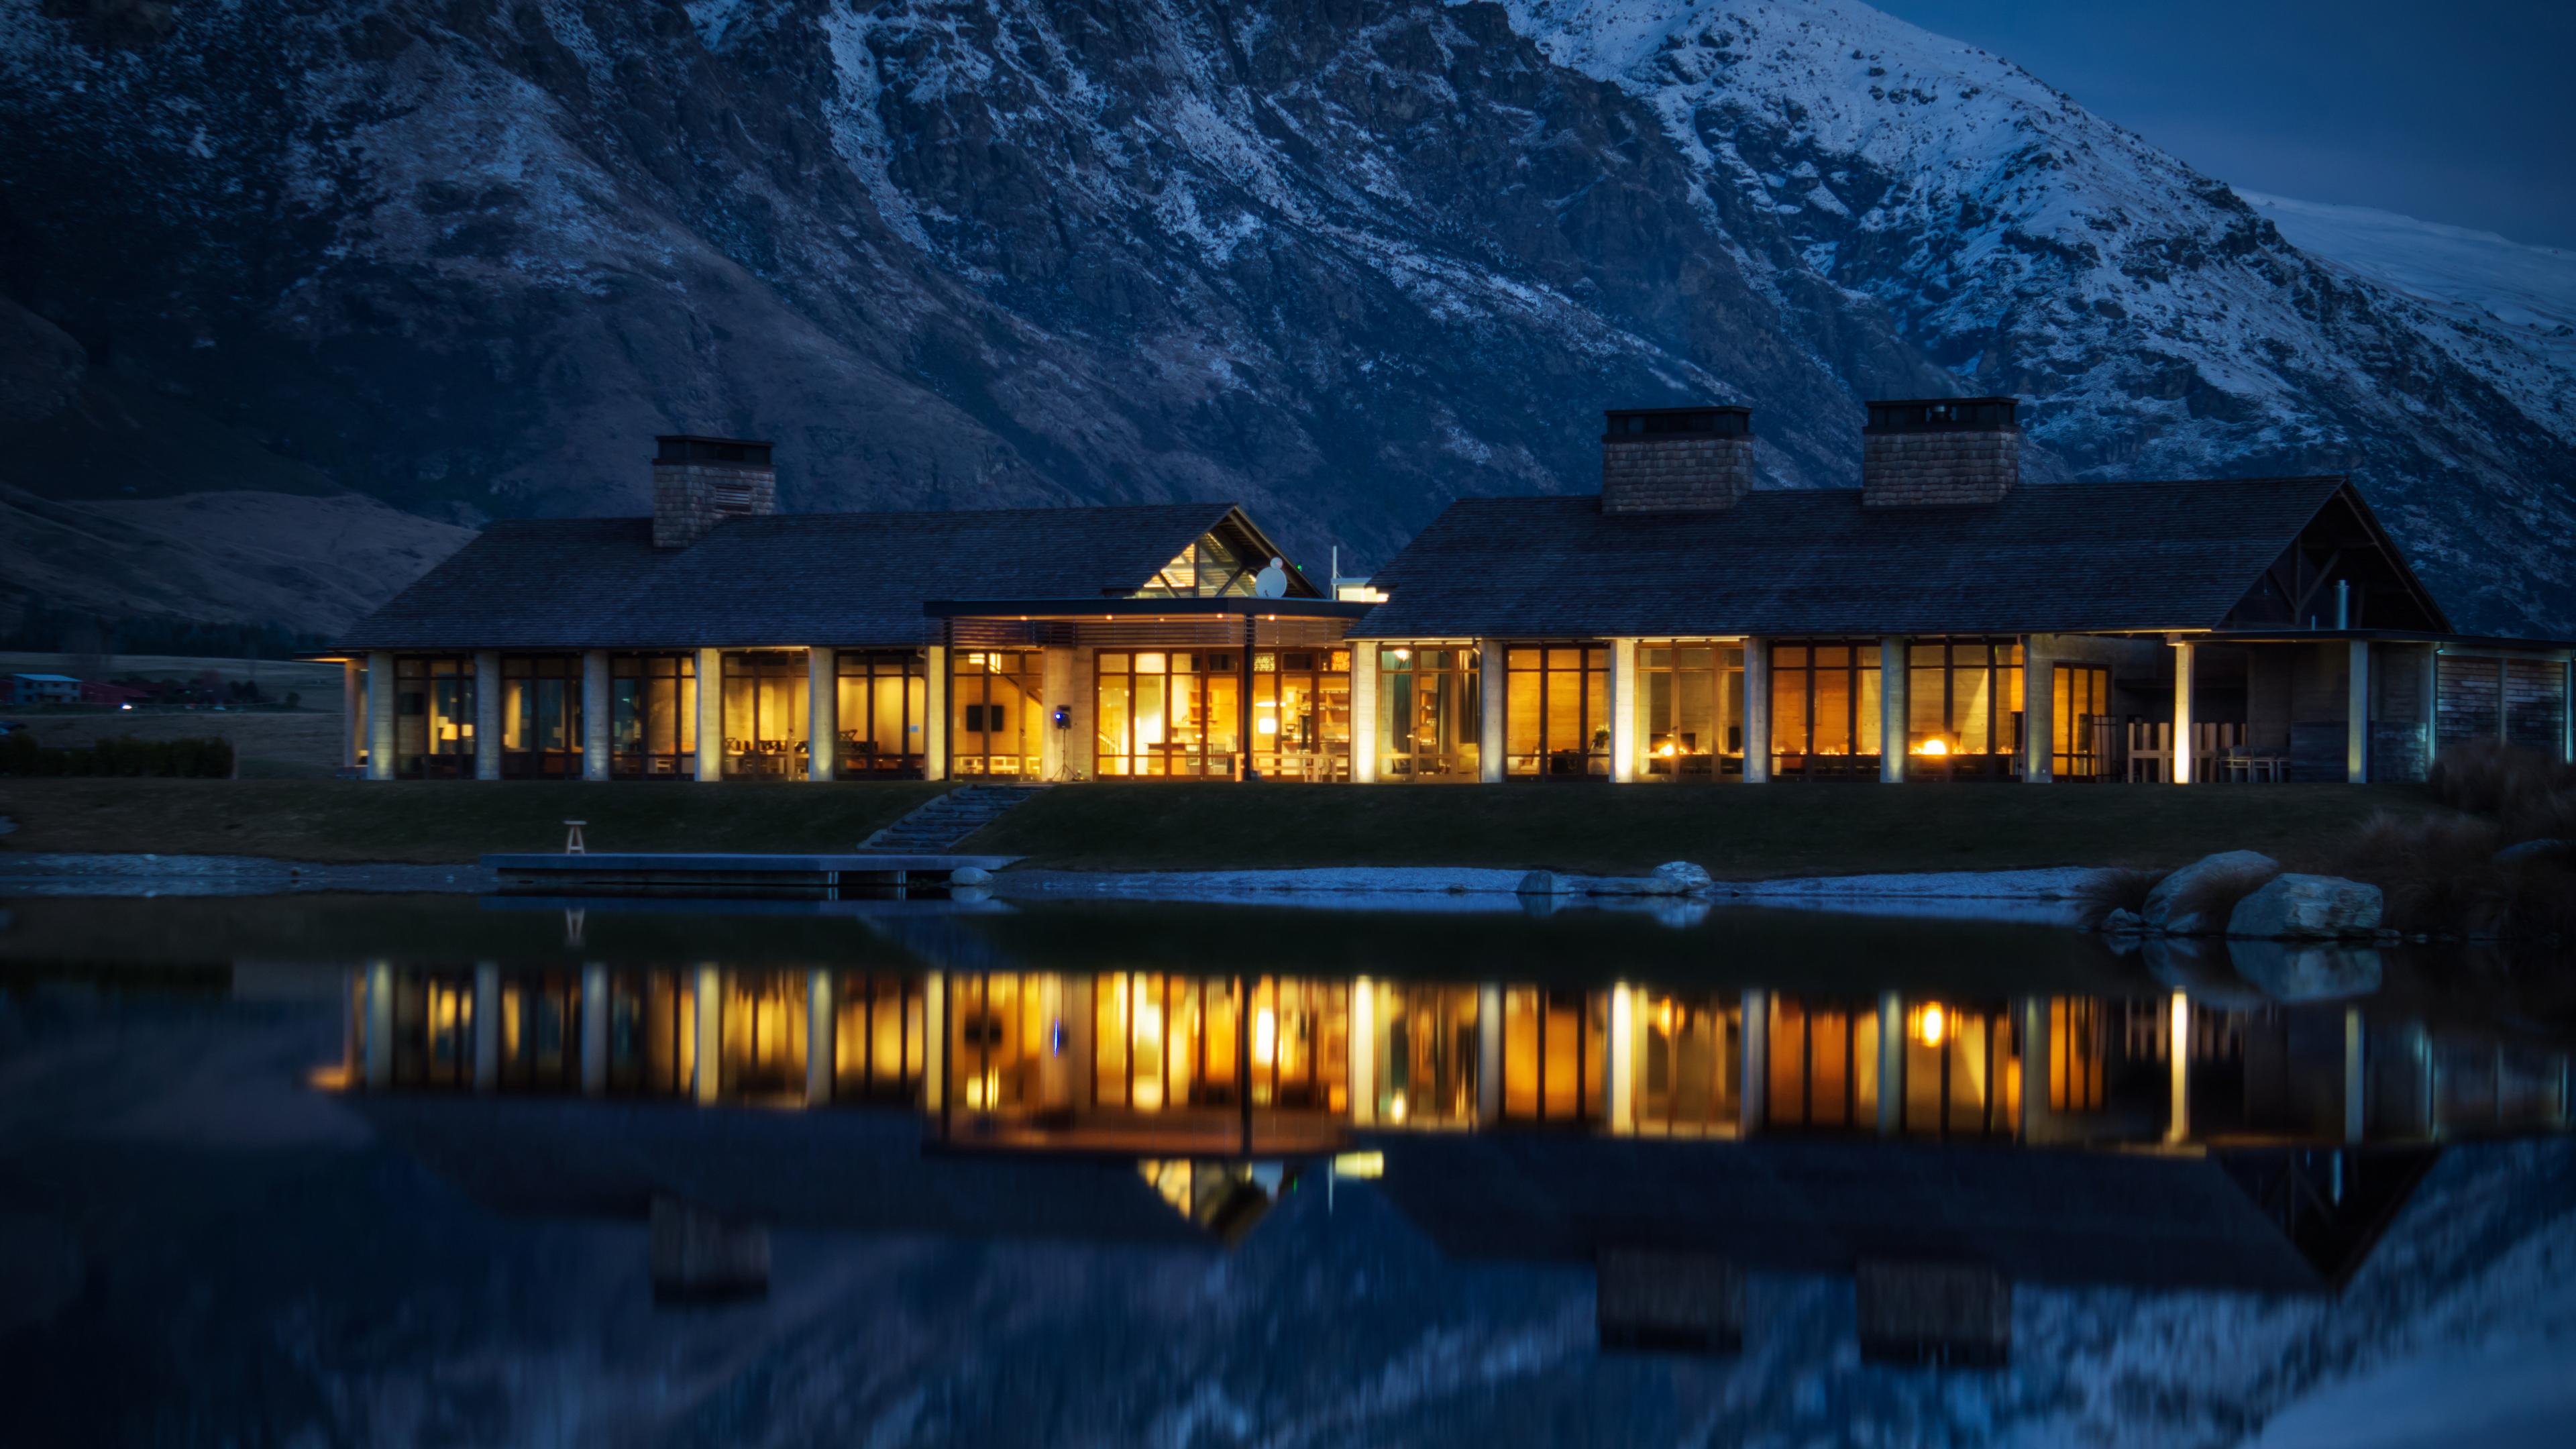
<box><xmin>327</xmin><ymin>400</ymin><xmax>2576</xmax><ymax>784</ymax></box>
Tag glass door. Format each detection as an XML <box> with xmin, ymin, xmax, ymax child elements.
<box><xmin>1252</xmin><ymin>648</ymin><xmax>1350</xmax><ymax>781</ymax></box>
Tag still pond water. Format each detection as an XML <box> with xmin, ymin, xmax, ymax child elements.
<box><xmin>1</xmin><ymin>890</ymin><xmax>2570</xmax><ymax>1448</ymax></box>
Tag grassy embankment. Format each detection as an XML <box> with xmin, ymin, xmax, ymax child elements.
<box><xmin>0</xmin><ymin>776</ymin><xmax>2438</xmax><ymax>875</ymax></box>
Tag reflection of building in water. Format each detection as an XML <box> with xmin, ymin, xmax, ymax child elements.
<box><xmin>333</xmin><ymin>963</ymin><xmax>2573</xmax><ymax>1155</ymax></box>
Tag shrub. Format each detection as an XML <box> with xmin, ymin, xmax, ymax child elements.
<box><xmin>2428</xmin><ymin>739</ymin><xmax>2576</xmax><ymax>838</ymax></box>
<box><xmin>2074</xmin><ymin>867</ymin><xmax>2165</xmax><ymax>930</ymax></box>
<box><xmin>0</xmin><ymin>733</ymin><xmax>233</xmax><ymax>777</ymax></box>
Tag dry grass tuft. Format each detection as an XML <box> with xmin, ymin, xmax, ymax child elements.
<box><xmin>2327</xmin><ymin>807</ymin><xmax>2576</xmax><ymax>941</ymax></box>
<box><xmin>2164</xmin><ymin>859</ymin><xmax>2283</xmax><ymax>934</ymax></box>
<box><xmin>2428</xmin><ymin>739</ymin><xmax>2576</xmax><ymax>843</ymax></box>
<box><xmin>2073</xmin><ymin>867</ymin><xmax>2165</xmax><ymax>930</ymax></box>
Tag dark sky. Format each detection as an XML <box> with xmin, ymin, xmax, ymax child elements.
<box><xmin>1872</xmin><ymin>1</ymin><xmax>2576</xmax><ymax>248</ymax></box>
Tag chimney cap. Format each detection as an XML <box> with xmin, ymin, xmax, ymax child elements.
<box><xmin>1602</xmin><ymin>405</ymin><xmax>1754</xmax><ymax>441</ymax></box>
<box><xmin>654</xmin><ymin>435</ymin><xmax>775</xmax><ymax>466</ymax></box>
<box><xmin>1864</xmin><ymin>398</ymin><xmax>2019</xmax><ymax>433</ymax></box>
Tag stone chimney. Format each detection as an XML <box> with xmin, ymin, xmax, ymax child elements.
<box><xmin>1860</xmin><ymin>398</ymin><xmax>2021</xmax><ymax>506</ymax></box>
<box><xmin>653</xmin><ymin>435</ymin><xmax>776</xmax><ymax>548</ymax></box>
<box><xmin>1601</xmin><ymin>406</ymin><xmax>1756</xmax><ymax>514</ymax></box>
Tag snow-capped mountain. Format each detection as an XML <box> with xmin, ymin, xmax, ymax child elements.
<box><xmin>0</xmin><ymin>0</ymin><xmax>2567</xmax><ymax>635</ymax></box>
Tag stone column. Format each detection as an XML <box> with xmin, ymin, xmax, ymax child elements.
<box><xmin>2421</xmin><ymin>646</ymin><xmax>2441</xmax><ymax>777</ymax></box>
<box><xmin>1042</xmin><ymin>646</ymin><xmax>1075</xmax><ymax>782</ymax></box>
<box><xmin>2565</xmin><ymin>659</ymin><xmax>2575</xmax><ymax>763</ymax></box>
<box><xmin>1742</xmin><ymin>639</ymin><xmax>1771</xmax><ymax>783</ymax></box>
<box><xmin>1738</xmin><ymin>990</ymin><xmax>1768</xmax><ymax>1133</ymax></box>
<box><xmin>581</xmin><ymin>964</ymin><xmax>609</xmax><ymax>1096</ymax></box>
<box><xmin>367</xmin><ymin>651</ymin><xmax>396</xmax><ymax>780</ymax></box>
<box><xmin>582</xmin><ymin>650</ymin><xmax>610</xmax><ymax>781</ymax></box>
<box><xmin>2019</xmin><ymin>997</ymin><xmax>2047</xmax><ymax>1140</ymax></box>
<box><xmin>2022</xmin><ymin>639</ymin><xmax>2051</xmax><ymax>783</ymax></box>
<box><xmin>924</xmin><ymin>645</ymin><xmax>949</xmax><ymax>781</ymax></box>
<box><xmin>808</xmin><ymin>647</ymin><xmax>837</xmax><ymax>782</ymax></box>
<box><xmin>2347</xmin><ymin>640</ymin><xmax>2371</xmax><ymax>784</ymax></box>
<box><xmin>694</xmin><ymin>964</ymin><xmax>723</xmax><ymax>1105</ymax></box>
<box><xmin>1879</xmin><ymin>637</ymin><xmax>1906</xmax><ymax>782</ymax></box>
<box><xmin>1477</xmin><ymin>639</ymin><xmax>1505</xmax><ymax>783</ymax></box>
<box><xmin>1609</xmin><ymin>639</ymin><xmax>1640</xmax><ymax>784</ymax></box>
<box><xmin>695</xmin><ymin>648</ymin><xmax>724</xmax><ymax>783</ymax></box>
<box><xmin>1476</xmin><ymin>983</ymin><xmax>1503</xmax><ymax>1124</ymax></box>
<box><xmin>1877</xmin><ymin>991</ymin><xmax>1903</xmax><ymax>1135</ymax></box>
<box><xmin>341</xmin><ymin>659</ymin><xmax>363</xmax><ymax>771</ymax></box>
<box><xmin>1608</xmin><ymin>983</ymin><xmax>1636</xmax><ymax>1132</ymax></box>
<box><xmin>473</xmin><ymin>963</ymin><xmax>501</xmax><ymax>1093</ymax></box>
<box><xmin>2166</xmin><ymin>991</ymin><xmax>2191</xmax><ymax>1143</ymax></box>
<box><xmin>922</xmin><ymin>972</ymin><xmax>947</xmax><ymax>1111</ymax></box>
<box><xmin>2171</xmin><ymin>641</ymin><xmax>2196</xmax><ymax>786</ymax></box>
<box><xmin>806</xmin><ymin>969</ymin><xmax>835</xmax><ymax>1106</ymax></box>
<box><xmin>364</xmin><ymin>960</ymin><xmax>394</xmax><ymax>1088</ymax></box>
<box><xmin>2344</xmin><ymin>1006</ymin><xmax>2366</xmax><ymax>1144</ymax></box>
<box><xmin>1350</xmin><ymin>978</ymin><xmax>1377</xmax><ymax>1125</ymax></box>
<box><xmin>474</xmin><ymin>650</ymin><xmax>502</xmax><ymax>780</ymax></box>
<box><xmin>1350</xmin><ymin>643</ymin><xmax>1379</xmax><ymax>784</ymax></box>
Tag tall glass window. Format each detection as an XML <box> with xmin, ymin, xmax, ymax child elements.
<box><xmin>719</xmin><ymin>971</ymin><xmax>808</xmax><ymax>1099</ymax></box>
<box><xmin>837</xmin><ymin>651</ymin><xmax>927</xmax><ymax>778</ymax></box>
<box><xmin>1377</xmin><ymin>982</ymin><xmax>1481</xmax><ymax>1124</ymax></box>
<box><xmin>1639</xmin><ymin>992</ymin><xmax>1741</xmax><ymax>1134</ymax></box>
<box><xmin>499</xmin><ymin>655</ymin><xmax>583</xmax><ymax>780</ymax></box>
<box><xmin>952</xmin><ymin>649</ymin><xmax>1044</xmax><ymax>780</ymax></box>
<box><xmin>1505</xmin><ymin>645</ymin><xmax>1609</xmax><ymax>780</ymax></box>
<box><xmin>1377</xmin><ymin>646</ymin><xmax>1481</xmax><ymax>781</ymax></box>
<box><xmin>1900</xmin><ymin>999</ymin><xmax>2021</xmax><ymax>1138</ymax></box>
<box><xmin>609</xmin><ymin>653</ymin><xmax>696</xmax><ymax>779</ymax></box>
<box><xmin>2053</xmin><ymin>663</ymin><xmax>2112</xmax><ymax>781</ymax></box>
<box><xmin>1766</xmin><ymin>996</ymin><xmax>1881</xmax><ymax>1130</ymax></box>
<box><xmin>1252</xmin><ymin>649</ymin><xmax>1351</xmax><ymax>781</ymax></box>
<box><xmin>722</xmin><ymin>650</ymin><xmax>808</xmax><ymax>778</ymax></box>
<box><xmin>1643</xmin><ymin>643</ymin><xmax>1744</xmax><ymax>781</ymax></box>
<box><xmin>834</xmin><ymin>973</ymin><xmax>927</xmax><ymax>1105</ymax></box>
<box><xmin>1094</xmin><ymin>651</ymin><xmax>1240</xmax><ymax>777</ymax></box>
<box><xmin>1500</xmin><ymin>987</ymin><xmax>1607</xmax><ymax>1122</ymax></box>
<box><xmin>393</xmin><ymin>655</ymin><xmax>476</xmax><ymax>779</ymax></box>
<box><xmin>1770</xmin><ymin>642</ymin><xmax>1881</xmax><ymax>782</ymax></box>
<box><xmin>1907</xmin><ymin>639</ymin><xmax>2024</xmax><ymax>781</ymax></box>
<box><xmin>1091</xmin><ymin>973</ymin><xmax>1238</xmax><ymax>1111</ymax></box>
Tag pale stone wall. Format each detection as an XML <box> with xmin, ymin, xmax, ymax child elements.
<box><xmin>1860</xmin><ymin>429</ymin><xmax>2019</xmax><ymax>506</ymax></box>
<box><xmin>1601</xmin><ymin>436</ymin><xmax>1754</xmax><ymax>513</ymax></box>
<box><xmin>653</xmin><ymin>460</ymin><xmax>777</xmax><ymax>548</ymax></box>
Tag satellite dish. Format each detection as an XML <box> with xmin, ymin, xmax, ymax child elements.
<box><xmin>1254</xmin><ymin>556</ymin><xmax>1288</xmax><ymax>598</ymax></box>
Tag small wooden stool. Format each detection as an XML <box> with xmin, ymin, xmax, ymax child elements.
<box><xmin>564</xmin><ymin>820</ymin><xmax>587</xmax><ymax>855</ymax></box>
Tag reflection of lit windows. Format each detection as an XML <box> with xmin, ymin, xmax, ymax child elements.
<box><xmin>1254</xmin><ymin>1008</ymin><xmax>1277</xmax><ymax>1067</ymax></box>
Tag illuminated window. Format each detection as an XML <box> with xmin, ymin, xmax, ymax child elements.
<box><xmin>1379</xmin><ymin>646</ymin><xmax>1480</xmax><ymax>782</ymax></box>
<box><xmin>1770</xmin><ymin>642</ymin><xmax>1881</xmax><ymax>782</ymax></box>
<box><xmin>1504</xmin><ymin>646</ymin><xmax>1609</xmax><ymax>780</ymax></box>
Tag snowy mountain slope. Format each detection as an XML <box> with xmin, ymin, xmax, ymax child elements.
<box><xmin>0</xmin><ymin>0</ymin><xmax>2569</xmax><ymax>636</ymax></box>
<box><xmin>2239</xmin><ymin>189</ymin><xmax>2576</xmax><ymax>443</ymax></box>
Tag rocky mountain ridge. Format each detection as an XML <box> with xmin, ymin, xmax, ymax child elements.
<box><xmin>0</xmin><ymin>0</ymin><xmax>2567</xmax><ymax>637</ymax></box>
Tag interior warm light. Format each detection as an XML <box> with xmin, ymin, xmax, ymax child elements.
<box><xmin>1387</xmin><ymin>1091</ymin><xmax>1408</xmax><ymax>1124</ymax></box>
<box><xmin>1135</xmin><ymin>1002</ymin><xmax>1163</xmax><ymax>1045</ymax></box>
<box><xmin>1656</xmin><ymin>743</ymin><xmax>1676</xmax><ymax>757</ymax></box>
<box><xmin>1916</xmin><ymin>1004</ymin><xmax>1947</xmax><ymax>1047</ymax></box>
<box><xmin>1256</xmin><ymin>718</ymin><xmax>1277</xmax><ymax>735</ymax></box>
<box><xmin>1912</xmin><ymin>739</ymin><xmax>1950</xmax><ymax>757</ymax></box>
<box><xmin>1331</xmin><ymin>1150</ymin><xmax>1385</xmax><ymax>1180</ymax></box>
<box><xmin>1254</xmin><ymin>1008</ymin><xmax>1277</xmax><ymax>1067</ymax></box>
<box><xmin>1393</xmin><ymin>648</ymin><xmax>1411</xmax><ymax>661</ymax></box>
<box><xmin>1657</xmin><ymin>1001</ymin><xmax>1677</xmax><ymax>1035</ymax></box>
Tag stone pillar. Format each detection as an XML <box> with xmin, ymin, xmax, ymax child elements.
<box><xmin>808</xmin><ymin>647</ymin><xmax>837</xmax><ymax>782</ymax></box>
<box><xmin>1350</xmin><ymin>643</ymin><xmax>1379</xmax><ymax>784</ymax></box>
<box><xmin>2019</xmin><ymin>998</ymin><xmax>2047</xmax><ymax>1140</ymax></box>
<box><xmin>695</xmin><ymin>648</ymin><xmax>724</xmax><ymax>782</ymax></box>
<box><xmin>473</xmin><ymin>963</ymin><xmax>501</xmax><ymax>1093</ymax></box>
<box><xmin>1477</xmin><ymin>639</ymin><xmax>1505</xmax><ymax>783</ymax></box>
<box><xmin>474</xmin><ymin>650</ymin><xmax>502</xmax><ymax>780</ymax></box>
<box><xmin>1738</xmin><ymin>990</ymin><xmax>1768</xmax><ymax>1134</ymax></box>
<box><xmin>1042</xmin><ymin>647</ymin><xmax>1075</xmax><ymax>782</ymax></box>
<box><xmin>341</xmin><ymin>659</ymin><xmax>363</xmax><ymax>771</ymax></box>
<box><xmin>367</xmin><ymin>651</ymin><xmax>396</xmax><ymax>780</ymax></box>
<box><xmin>2166</xmin><ymin>992</ymin><xmax>2191</xmax><ymax>1143</ymax></box>
<box><xmin>2171</xmin><ymin>641</ymin><xmax>2196</xmax><ymax>786</ymax></box>
<box><xmin>1609</xmin><ymin>639</ymin><xmax>1640</xmax><ymax>784</ymax></box>
<box><xmin>694</xmin><ymin>964</ymin><xmax>723</xmax><ymax>1105</ymax></box>
<box><xmin>1877</xmin><ymin>991</ymin><xmax>1903</xmax><ymax>1135</ymax></box>
<box><xmin>1067</xmin><ymin>647</ymin><xmax>1097</xmax><ymax>782</ymax></box>
<box><xmin>2344</xmin><ymin>1006</ymin><xmax>2366</xmax><ymax>1143</ymax></box>
<box><xmin>582</xmin><ymin>650</ymin><xmax>610</xmax><ymax>781</ymax></box>
<box><xmin>1476</xmin><ymin>983</ymin><xmax>1503</xmax><ymax>1124</ymax></box>
<box><xmin>806</xmin><ymin>969</ymin><xmax>835</xmax><ymax>1106</ymax></box>
<box><xmin>922</xmin><ymin>972</ymin><xmax>946</xmax><ymax>1110</ymax></box>
<box><xmin>1608</xmin><ymin>983</ymin><xmax>1635</xmax><ymax>1132</ymax></box>
<box><xmin>924</xmin><ymin>645</ymin><xmax>949</xmax><ymax>781</ymax></box>
<box><xmin>581</xmin><ymin>964</ymin><xmax>609</xmax><ymax>1096</ymax></box>
<box><xmin>2565</xmin><ymin>659</ymin><xmax>2575</xmax><ymax>763</ymax></box>
<box><xmin>364</xmin><ymin>960</ymin><xmax>394</xmax><ymax>1088</ymax></box>
<box><xmin>1350</xmin><ymin>978</ymin><xmax>1377</xmax><ymax>1126</ymax></box>
<box><xmin>2347</xmin><ymin>640</ymin><xmax>2371</xmax><ymax>784</ymax></box>
<box><xmin>1879</xmin><ymin>638</ymin><xmax>1906</xmax><ymax>782</ymax></box>
<box><xmin>2022</xmin><ymin>639</ymin><xmax>2051</xmax><ymax>784</ymax></box>
<box><xmin>2421</xmin><ymin>646</ymin><xmax>2441</xmax><ymax>778</ymax></box>
<box><xmin>1742</xmin><ymin>639</ymin><xmax>1771</xmax><ymax>783</ymax></box>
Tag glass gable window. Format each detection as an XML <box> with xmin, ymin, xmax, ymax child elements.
<box><xmin>952</xmin><ymin>650</ymin><xmax>1042</xmax><ymax>780</ymax></box>
<box><xmin>1134</xmin><ymin>532</ymin><xmax>1259</xmax><ymax>597</ymax></box>
<box><xmin>1770</xmin><ymin>642</ymin><xmax>1881</xmax><ymax>782</ymax></box>
<box><xmin>394</xmin><ymin>655</ymin><xmax>476</xmax><ymax>779</ymax></box>
<box><xmin>1252</xmin><ymin>649</ymin><xmax>1351</xmax><ymax>782</ymax></box>
<box><xmin>1378</xmin><ymin>646</ymin><xmax>1480</xmax><ymax>782</ymax></box>
<box><xmin>1094</xmin><ymin>651</ymin><xmax>1240</xmax><ymax>777</ymax></box>
<box><xmin>838</xmin><ymin>651</ymin><xmax>927</xmax><ymax>779</ymax></box>
<box><xmin>1643</xmin><ymin>643</ymin><xmax>1744</xmax><ymax>781</ymax></box>
<box><xmin>1505</xmin><ymin>645</ymin><xmax>1609</xmax><ymax>780</ymax></box>
<box><xmin>1907</xmin><ymin>639</ymin><xmax>2025</xmax><ymax>782</ymax></box>
<box><xmin>609</xmin><ymin>653</ymin><xmax>696</xmax><ymax>779</ymax></box>
<box><xmin>722</xmin><ymin>650</ymin><xmax>808</xmax><ymax>778</ymax></box>
<box><xmin>2053</xmin><ymin>663</ymin><xmax>2112</xmax><ymax>782</ymax></box>
<box><xmin>499</xmin><ymin>655</ymin><xmax>583</xmax><ymax>780</ymax></box>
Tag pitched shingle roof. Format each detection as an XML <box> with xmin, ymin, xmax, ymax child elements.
<box><xmin>337</xmin><ymin>504</ymin><xmax>1244</xmax><ymax>650</ymax></box>
<box><xmin>1351</xmin><ymin>478</ymin><xmax>2354</xmax><ymax>638</ymax></box>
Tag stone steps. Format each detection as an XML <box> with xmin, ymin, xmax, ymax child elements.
<box><xmin>859</xmin><ymin>785</ymin><xmax>1048</xmax><ymax>853</ymax></box>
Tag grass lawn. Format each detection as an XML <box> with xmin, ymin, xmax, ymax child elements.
<box><xmin>0</xmin><ymin>777</ymin><xmax>2444</xmax><ymax>873</ymax></box>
